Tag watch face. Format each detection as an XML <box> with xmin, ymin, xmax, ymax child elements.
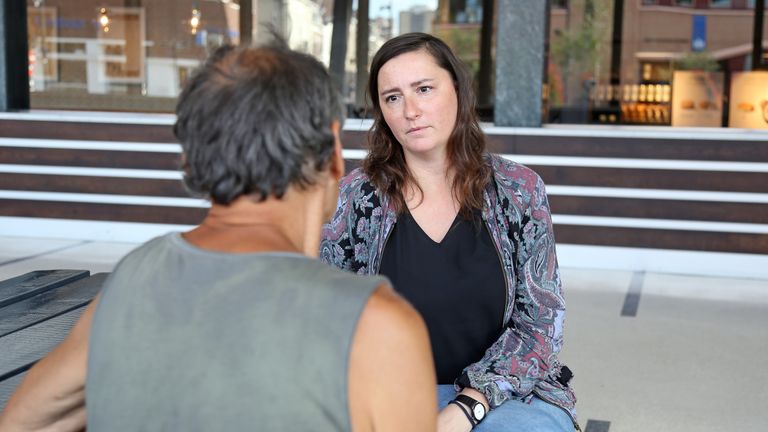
<box><xmin>473</xmin><ymin>404</ymin><xmax>485</xmax><ymax>420</ymax></box>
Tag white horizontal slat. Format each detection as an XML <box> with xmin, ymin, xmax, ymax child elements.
<box><xmin>557</xmin><ymin>244</ymin><xmax>768</xmax><ymax>280</ymax></box>
<box><xmin>342</xmin><ymin>118</ymin><xmax>768</xmax><ymax>141</ymax></box>
<box><xmin>503</xmin><ymin>154</ymin><xmax>768</xmax><ymax>172</ymax></box>
<box><xmin>0</xmin><ymin>110</ymin><xmax>175</xmax><ymax>125</ymax></box>
<box><xmin>553</xmin><ymin>214</ymin><xmax>768</xmax><ymax>234</ymax></box>
<box><xmin>0</xmin><ymin>216</ymin><xmax>191</xmax><ymax>243</ymax></box>
<box><xmin>0</xmin><ymin>165</ymin><xmax>182</xmax><ymax>179</ymax></box>
<box><xmin>0</xmin><ymin>190</ymin><xmax>207</xmax><ymax>208</ymax></box>
<box><xmin>342</xmin><ymin>148</ymin><xmax>768</xmax><ymax>171</ymax></box>
<box><xmin>546</xmin><ymin>185</ymin><xmax>768</xmax><ymax>204</ymax></box>
<box><xmin>341</xmin><ymin>149</ymin><xmax>367</xmax><ymax>159</ymax></box>
<box><xmin>0</xmin><ymin>138</ymin><xmax>181</xmax><ymax>152</ymax></box>
<box><xmin>492</xmin><ymin>124</ymin><xmax>768</xmax><ymax>142</ymax></box>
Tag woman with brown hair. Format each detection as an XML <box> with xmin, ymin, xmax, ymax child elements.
<box><xmin>321</xmin><ymin>33</ymin><xmax>578</xmax><ymax>431</ymax></box>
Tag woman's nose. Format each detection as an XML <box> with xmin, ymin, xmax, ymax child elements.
<box><xmin>403</xmin><ymin>96</ymin><xmax>421</xmax><ymax>120</ymax></box>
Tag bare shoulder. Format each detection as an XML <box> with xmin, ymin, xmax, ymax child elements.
<box><xmin>362</xmin><ymin>283</ymin><xmax>424</xmax><ymax>331</ymax></box>
<box><xmin>352</xmin><ymin>282</ymin><xmax>432</xmax><ymax>376</ymax></box>
<box><xmin>348</xmin><ymin>282</ymin><xmax>437</xmax><ymax>432</ymax></box>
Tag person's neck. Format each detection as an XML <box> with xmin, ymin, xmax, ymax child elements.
<box><xmin>403</xmin><ymin>149</ymin><xmax>453</xmax><ymax>200</ymax></box>
<box><xmin>184</xmin><ymin>187</ymin><xmax>327</xmax><ymax>257</ymax></box>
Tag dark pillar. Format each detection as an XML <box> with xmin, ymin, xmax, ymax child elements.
<box><xmin>753</xmin><ymin>0</ymin><xmax>765</xmax><ymax>70</ymax></box>
<box><xmin>330</xmin><ymin>0</ymin><xmax>353</xmax><ymax>99</ymax></box>
<box><xmin>239</xmin><ymin>0</ymin><xmax>252</xmax><ymax>45</ymax></box>
<box><xmin>1</xmin><ymin>0</ymin><xmax>29</xmax><ymax>111</ymax></box>
<box><xmin>610</xmin><ymin>0</ymin><xmax>624</xmax><ymax>112</ymax></box>
<box><xmin>477</xmin><ymin>0</ymin><xmax>494</xmax><ymax>109</ymax></box>
<box><xmin>355</xmin><ymin>0</ymin><xmax>369</xmax><ymax>110</ymax></box>
<box><xmin>494</xmin><ymin>0</ymin><xmax>548</xmax><ymax>126</ymax></box>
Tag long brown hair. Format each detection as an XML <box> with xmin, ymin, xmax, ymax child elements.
<box><xmin>363</xmin><ymin>32</ymin><xmax>490</xmax><ymax>217</ymax></box>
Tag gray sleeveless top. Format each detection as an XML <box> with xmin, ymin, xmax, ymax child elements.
<box><xmin>86</xmin><ymin>232</ymin><xmax>385</xmax><ymax>431</ymax></box>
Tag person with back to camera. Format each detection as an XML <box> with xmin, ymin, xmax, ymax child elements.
<box><xmin>0</xmin><ymin>41</ymin><xmax>437</xmax><ymax>432</ymax></box>
<box><xmin>321</xmin><ymin>32</ymin><xmax>578</xmax><ymax>432</ymax></box>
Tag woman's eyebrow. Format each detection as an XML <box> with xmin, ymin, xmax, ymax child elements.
<box><xmin>380</xmin><ymin>78</ymin><xmax>435</xmax><ymax>96</ymax></box>
<box><xmin>410</xmin><ymin>78</ymin><xmax>434</xmax><ymax>88</ymax></box>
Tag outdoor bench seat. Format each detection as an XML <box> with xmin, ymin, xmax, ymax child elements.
<box><xmin>0</xmin><ymin>270</ymin><xmax>106</xmax><ymax>410</ymax></box>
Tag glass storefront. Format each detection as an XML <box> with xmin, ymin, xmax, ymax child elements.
<box><xmin>547</xmin><ymin>0</ymin><xmax>767</xmax><ymax>127</ymax></box>
<box><xmin>22</xmin><ymin>0</ymin><xmax>768</xmax><ymax>129</ymax></box>
<box><xmin>26</xmin><ymin>0</ymin><xmax>330</xmax><ymax>112</ymax></box>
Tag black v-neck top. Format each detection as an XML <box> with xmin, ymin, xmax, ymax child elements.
<box><xmin>379</xmin><ymin>210</ymin><xmax>506</xmax><ymax>384</ymax></box>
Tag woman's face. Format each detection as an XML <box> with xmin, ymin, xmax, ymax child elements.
<box><xmin>376</xmin><ymin>49</ymin><xmax>458</xmax><ymax>160</ymax></box>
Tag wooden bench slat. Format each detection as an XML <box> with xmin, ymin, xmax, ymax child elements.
<box><xmin>0</xmin><ymin>274</ymin><xmax>107</xmax><ymax>338</ymax></box>
<box><xmin>0</xmin><ymin>306</ymin><xmax>88</xmax><ymax>382</ymax></box>
<box><xmin>0</xmin><ymin>373</ymin><xmax>25</xmax><ymax>411</ymax></box>
<box><xmin>0</xmin><ymin>270</ymin><xmax>90</xmax><ymax>308</ymax></box>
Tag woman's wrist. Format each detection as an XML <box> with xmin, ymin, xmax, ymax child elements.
<box><xmin>438</xmin><ymin>403</ymin><xmax>474</xmax><ymax>432</ymax></box>
<box><xmin>459</xmin><ymin>387</ymin><xmax>490</xmax><ymax>413</ymax></box>
<box><xmin>447</xmin><ymin>400</ymin><xmax>475</xmax><ymax>428</ymax></box>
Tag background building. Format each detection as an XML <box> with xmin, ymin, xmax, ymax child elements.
<box><xmin>399</xmin><ymin>5</ymin><xmax>435</xmax><ymax>34</ymax></box>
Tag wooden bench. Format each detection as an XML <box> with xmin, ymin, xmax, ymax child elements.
<box><xmin>0</xmin><ymin>270</ymin><xmax>107</xmax><ymax>410</ymax></box>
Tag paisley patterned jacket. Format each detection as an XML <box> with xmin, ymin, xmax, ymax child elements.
<box><xmin>320</xmin><ymin>153</ymin><xmax>577</xmax><ymax>424</ymax></box>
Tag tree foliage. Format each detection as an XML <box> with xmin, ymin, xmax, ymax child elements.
<box><xmin>673</xmin><ymin>52</ymin><xmax>721</xmax><ymax>72</ymax></box>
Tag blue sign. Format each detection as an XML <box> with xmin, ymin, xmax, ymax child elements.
<box><xmin>691</xmin><ymin>15</ymin><xmax>707</xmax><ymax>52</ymax></box>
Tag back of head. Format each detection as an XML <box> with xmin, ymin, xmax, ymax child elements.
<box><xmin>174</xmin><ymin>42</ymin><xmax>343</xmax><ymax>205</ymax></box>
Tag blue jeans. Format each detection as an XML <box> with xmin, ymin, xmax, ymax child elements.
<box><xmin>437</xmin><ymin>385</ymin><xmax>575</xmax><ymax>432</ymax></box>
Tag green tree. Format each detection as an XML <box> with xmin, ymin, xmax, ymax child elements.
<box><xmin>673</xmin><ymin>52</ymin><xmax>721</xmax><ymax>72</ymax></box>
<box><xmin>549</xmin><ymin>0</ymin><xmax>612</xmax><ymax>106</ymax></box>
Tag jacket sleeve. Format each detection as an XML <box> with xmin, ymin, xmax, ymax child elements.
<box><xmin>319</xmin><ymin>171</ymin><xmax>370</xmax><ymax>274</ymax></box>
<box><xmin>458</xmin><ymin>173</ymin><xmax>567</xmax><ymax>409</ymax></box>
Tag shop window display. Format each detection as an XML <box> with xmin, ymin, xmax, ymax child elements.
<box><xmin>26</xmin><ymin>0</ymin><xmax>332</xmax><ymax>112</ymax></box>
<box><xmin>23</xmin><ymin>0</ymin><xmax>767</xmax><ymax>130</ymax></box>
<box><xmin>546</xmin><ymin>0</ymin><xmax>767</xmax><ymax>128</ymax></box>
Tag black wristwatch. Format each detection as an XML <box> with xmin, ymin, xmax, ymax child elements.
<box><xmin>454</xmin><ymin>394</ymin><xmax>486</xmax><ymax>425</ymax></box>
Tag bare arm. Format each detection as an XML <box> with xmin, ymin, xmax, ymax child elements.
<box><xmin>349</xmin><ymin>283</ymin><xmax>437</xmax><ymax>432</ymax></box>
<box><xmin>0</xmin><ymin>294</ymin><xmax>100</xmax><ymax>432</ymax></box>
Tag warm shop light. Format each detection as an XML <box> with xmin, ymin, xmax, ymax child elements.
<box><xmin>99</xmin><ymin>8</ymin><xmax>110</xmax><ymax>32</ymax></box>
<box><xmin>190</xmin><ymin>8</ymin><xmax>201</xmax><ymax>34</ymax></box>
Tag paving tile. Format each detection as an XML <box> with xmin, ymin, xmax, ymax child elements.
<box><xmin>0</xmin><ymin>239</ymin><xmax>139</xmax><ymax>280</ymax></box>
<box><xmin>0</xmin><ymin>236</ymin><xmax>82</xmax><ymax>265</ymax></box>
<box><xmin>643</xmin><ymin>272</ymin><xmax>768</xmax><ymax>305</ymax></box>
<box><xmin>562</xmin><ymin>286</ymin><xmax>768</xmax><ymax>432</ymax></box>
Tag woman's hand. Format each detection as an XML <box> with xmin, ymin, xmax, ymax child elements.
<box><xmin>437</xmin><ymin>403</ymin><xmax>473</xmax><ymax>432</ymax></box>
<box><xmin>437</xmin><ymin>388</ymin><xmax>490</xmax><ymax>432</ymax></box>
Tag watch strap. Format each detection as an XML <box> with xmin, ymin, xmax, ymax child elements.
<box><xmin>454</xmin><ymin>394</ymin><xmax>485</xmax><ymax>423</ymax></box>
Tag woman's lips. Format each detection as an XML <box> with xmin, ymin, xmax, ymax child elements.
<box><xmin>407</xmin><ymin>126</ymin><xmax>427</xmax><ymax>134</ymax></box>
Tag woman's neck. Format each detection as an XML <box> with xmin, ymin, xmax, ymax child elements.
<box><xmin>404</xmin><ymin>149</ymin><xmax>451</xmax><ymax>184</ymax></box>
<box><xmin>402</xmin><ymin>150</ymin><xmax>456</xmax><ymax>210</ymax></box>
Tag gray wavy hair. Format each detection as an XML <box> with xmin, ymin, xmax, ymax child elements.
<box><xmin>174</xmin><ymin>42</ymin><xmax>343</xmax><ymax>205</ymax></box>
